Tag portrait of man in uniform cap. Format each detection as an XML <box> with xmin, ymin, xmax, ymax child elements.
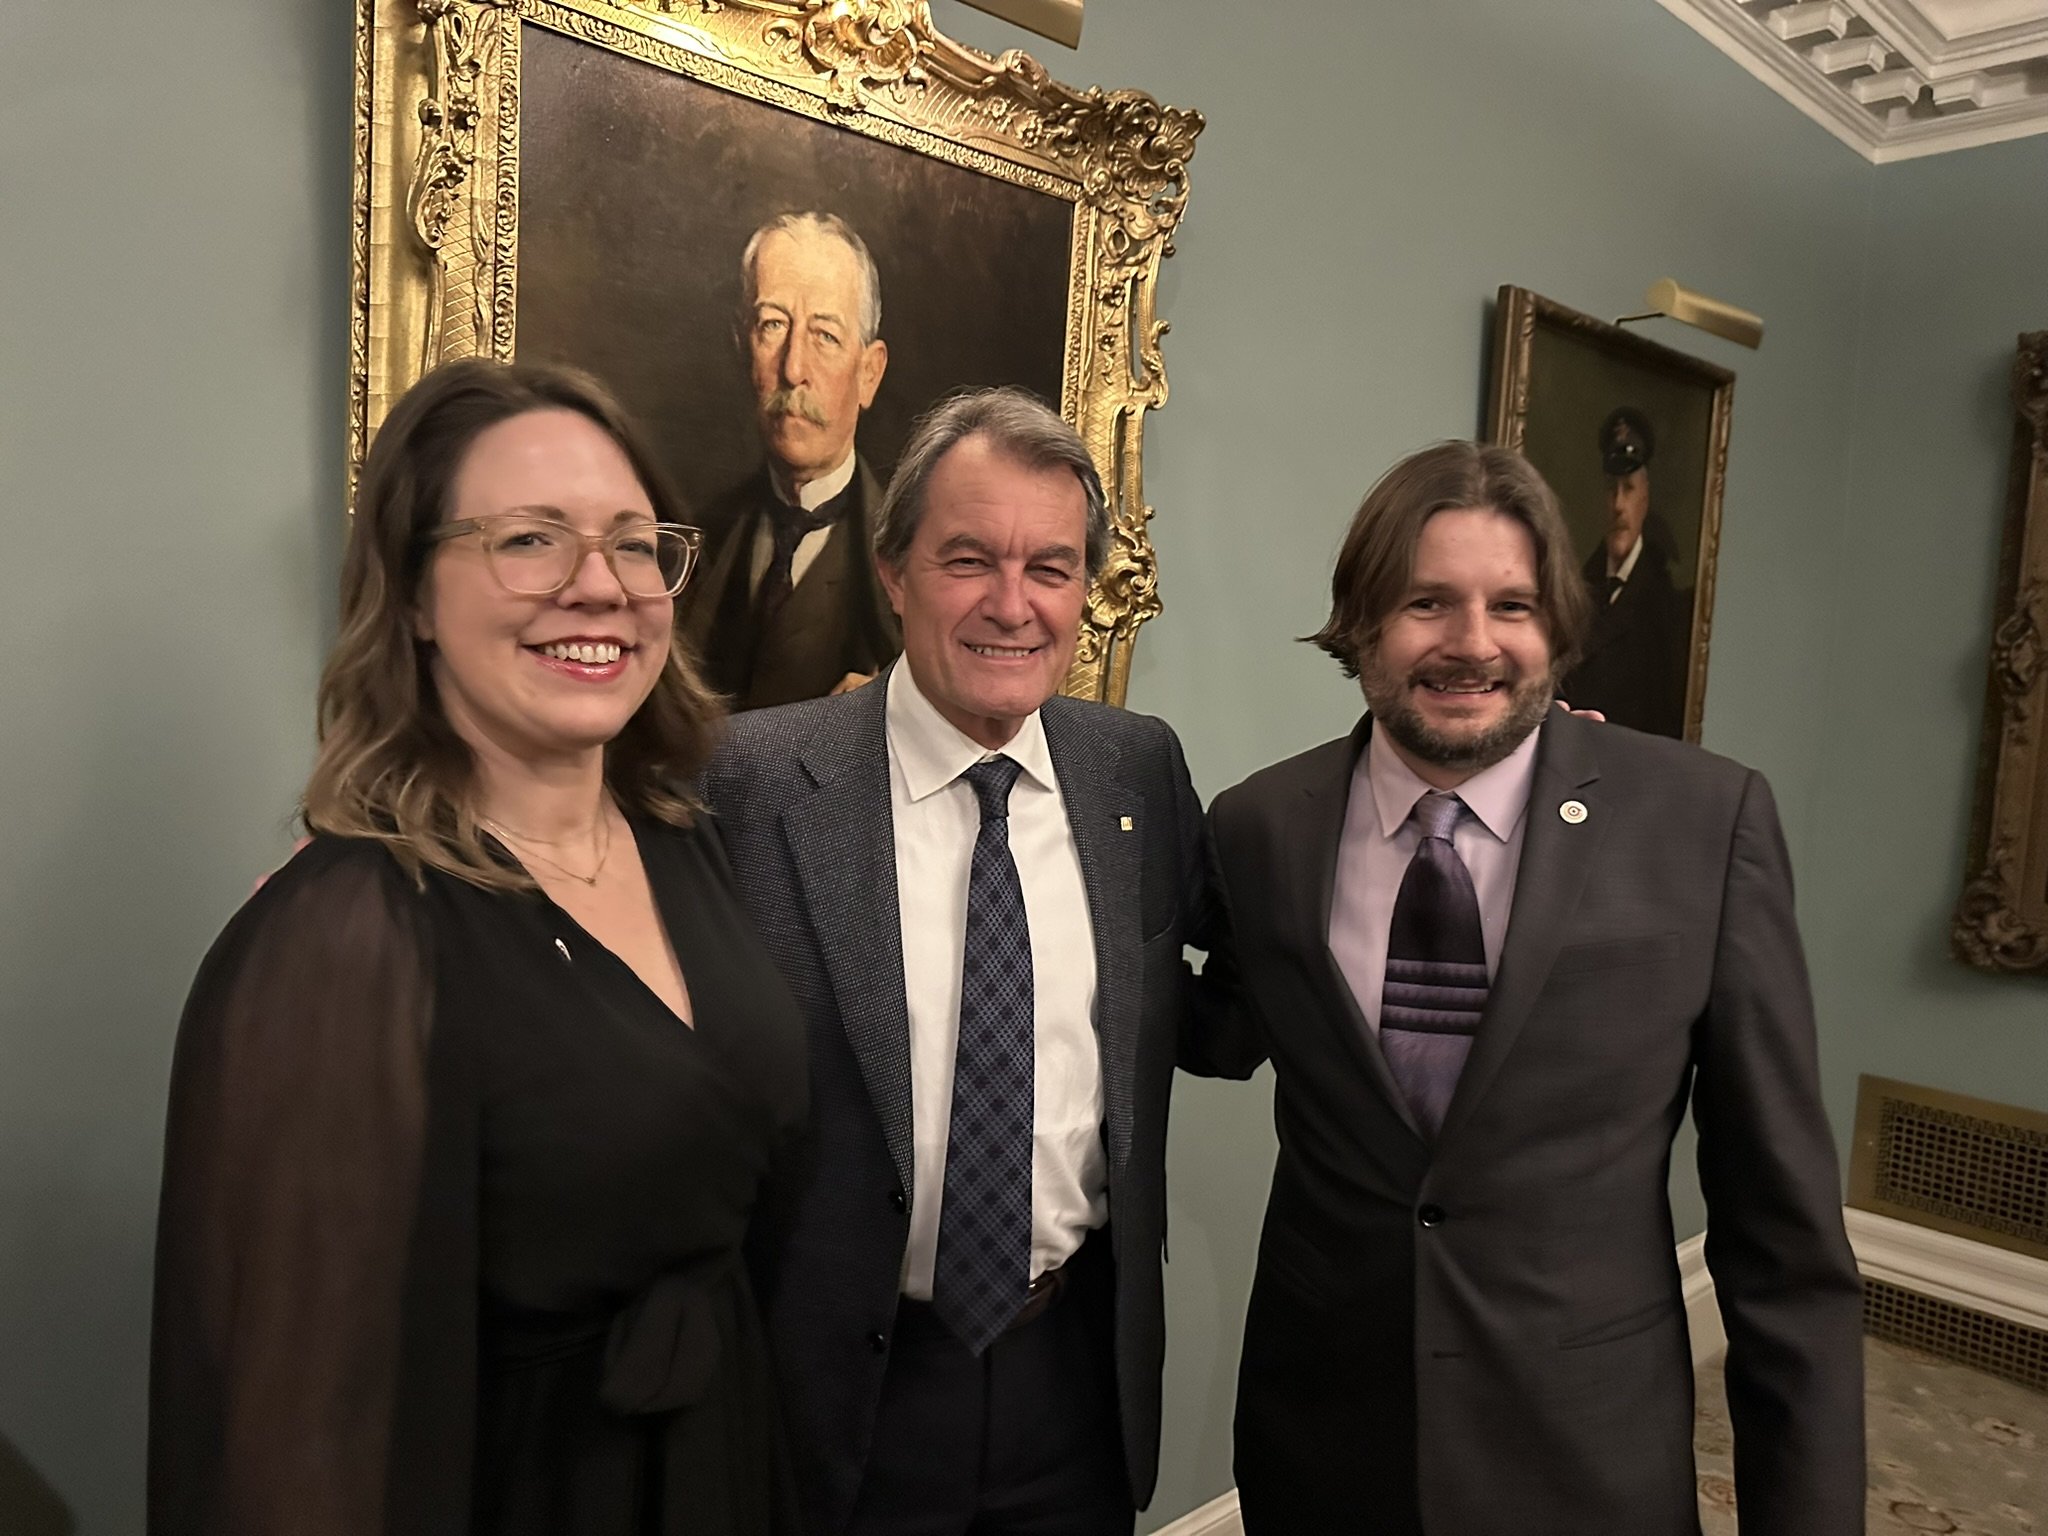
<box><xmin>1488</xmin><ymin>285</ymin><xmax>1732</xmax><ymax>745</ymax></box>
<box><xmin>1558</xmin><ymin>405</ymin><xmax>1693</xmax><ymax>737</ymax></box>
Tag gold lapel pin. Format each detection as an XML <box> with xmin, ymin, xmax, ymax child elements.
<box><xmin>1119</xmin><ymin>815</ymin><xmax>1134</xmax><ymax>832</ymax></box>
<box><xmin>1559</xmin><ymin>800</ymin><xmax>1588</xmax><ymax>825</ymax></box>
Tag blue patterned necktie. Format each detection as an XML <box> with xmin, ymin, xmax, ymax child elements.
<box><xmin>932</xmin><ymin>754</ymin><xmax>1034</xmax><ymax>1355</ymax></box>
<box><xmin>1380</xmin><ymin>791</ymin><xmax>1489</xmax><ymax>1139</ymax></box>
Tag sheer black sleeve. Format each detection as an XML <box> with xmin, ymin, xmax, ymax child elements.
<box><xmin>148</xmin><ymin>840</ymin><xmax>474</xmax><ymax>1536</ymax></box>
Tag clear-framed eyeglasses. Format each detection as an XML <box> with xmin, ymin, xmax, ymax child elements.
<box><xmin>423</xmin><ymin>515</ymin><xmax>703</xmax><ymax>599</ymax></box>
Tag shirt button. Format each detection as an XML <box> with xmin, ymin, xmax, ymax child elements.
<box><xmin>867</xmin><ymin>1331</ymin><xmax>889</xmax><ymax>1354</ymax></box>
<box><xmin>1417</xmin><ymin>1204</ymin><xmax>1447</xmax><ymax>1228</ymax></box>
<box><xmin>888</xmin><ymin>1189</ymin><xmax>907</xmax><ymax>1213</ymax></box>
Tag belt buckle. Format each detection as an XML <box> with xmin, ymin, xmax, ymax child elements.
<box><xmin>1007</xmin><ymin>1264</ymin><xmax>1066</xmax><ymax>1333</ymax></box>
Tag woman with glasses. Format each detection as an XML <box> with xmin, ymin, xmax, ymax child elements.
<box><xmin>149</xmin><ymin>359</ymin><xmax>805</xmax><ymax>1535</ymax></box>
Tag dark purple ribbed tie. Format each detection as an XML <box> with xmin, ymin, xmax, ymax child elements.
<box><xmin>1381</xmin><ymin>791</ymin><xmax>1488</xmax><ymax>1139</ymax></box>
<box><xmin>932</xmin><ymin>755</ymin><xmax>1034</xmax><ymax>1355</ymax></box>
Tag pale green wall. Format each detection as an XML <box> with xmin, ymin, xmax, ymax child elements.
<box><xmin>0</xmin><ymin>0</ymin><xmax>2039</xmax><ymax>1530</ymax></box>
<box><xmin>1802</xmin><ymin>135</ymin><xmax>2048</xmax><ymax>1158</ymax></box>
<box><xmin>0</xmin><ymin>4</ymin><xmax>352</xmax><ymax>1530</ymax></box>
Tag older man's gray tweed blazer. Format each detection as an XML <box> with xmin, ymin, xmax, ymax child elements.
<box><xmin>702</xmin><ymin>670</ymin><xmax>1218</xmax><ymax>1536</ymax></box>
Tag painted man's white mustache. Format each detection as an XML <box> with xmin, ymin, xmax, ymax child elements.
<box><xmin>764</xmin><ymin>388</ymin><xmax>829</xmax><ymax>427</ymax></box>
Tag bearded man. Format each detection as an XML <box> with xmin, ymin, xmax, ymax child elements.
<box><xmin>1193</xmin><ymin>440</ymin><xmax>1864</xmax><ymax>1536</ymax></box>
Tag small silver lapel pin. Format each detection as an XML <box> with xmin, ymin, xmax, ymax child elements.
<box><xmin>1559</xmin><ymin>800</ymin><xmax>1589</xmax><ymax>825</ymax></box>
<box><xmin>554</xmin><ymin>937</ymin><xmax>573</xmax><ymax>962</ymax></box>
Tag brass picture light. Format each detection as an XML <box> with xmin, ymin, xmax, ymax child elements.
<box><xmin>1619</xmin><ymin>279</ymin><xmax>1764</xmax><ymax>350</ymax></box>
<box><xmin>957</xmin><ymin>0</ymin><xmax>1084</xmax><ymax>48</ymax></box>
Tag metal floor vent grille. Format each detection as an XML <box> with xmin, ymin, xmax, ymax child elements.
<box><xmin>1849</xmin><ymin>1076</ymin><xmax>2048</xmax><ymax>1261</ymax></box>
<box><xmin>1864</xmin><ymin>1279</ymin><xmax>2048</xmax><ymax>1397</ymax></box>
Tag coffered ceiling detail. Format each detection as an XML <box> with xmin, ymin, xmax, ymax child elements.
<box><xmin>1656</xmin><ymin>0</ymin><xmax>2048</xmax><ymax>160</ymax></box>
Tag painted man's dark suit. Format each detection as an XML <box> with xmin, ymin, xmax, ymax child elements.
<box><xmin>681</xmin><ymin>458</ymin><xmax>901</xmax><ymax>711</ymax></box>
<box><xmin>702</xmin><ymin>673</ymin><xmax>1218</xmax><ymax>1535</ymax></box>
<box><xmin>1561</xmin><ymin>524</ymin><xmax>1692</xmax><ymax>738</ymax></box>
<box><xmin>1200</xmin><ymin>711</ymin><xmax>1864</xmax><ymax>1536</ymax></box>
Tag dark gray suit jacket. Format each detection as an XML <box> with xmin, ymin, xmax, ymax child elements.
<box><xmin>1202</xmin><ymin>712</ymin><xmax>1864</xmax><ymax>1536</ymax></box>
<box><xmin>702</xmin><ymin>673</ymin><xmax>1217</xmax><ymax>1535</ymax></box>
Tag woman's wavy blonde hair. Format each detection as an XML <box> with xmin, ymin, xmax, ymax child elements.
<box><xmin>303</xmin><ymin>357</ymin><xmax>722</xmax><ymax>889</ymax></box>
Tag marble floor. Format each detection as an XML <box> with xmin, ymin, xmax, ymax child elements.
<box><xmin>1696</xmin><ymin>1337</ymin><xmax>2045</xmax><ymax>1534</ymax></box>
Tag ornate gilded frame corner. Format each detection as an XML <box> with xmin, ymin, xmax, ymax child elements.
<box><xmin>349</xmin><ymin>0</ymin><xmax>1202</xmax><ymax>705</ymax></box>
<box><xmin>1487</xmin><ymin>285</ymin><xmax>1734</xmax><ymax>745</ymax></box>
<box><xmin>1953</xmin><ymin>332</ymin><xmax>2048</xmax><ymax>976</ymax></box>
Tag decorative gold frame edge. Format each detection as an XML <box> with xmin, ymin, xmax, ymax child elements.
<box><xmin>348</xmin><ymin>0</ymin><xmax>1204</xmax><ymax>706</ymax></box>
<box><xmin>1486</xmin><ymin>284</ymin><xmax>1734</xmax><ymax>746</ymax></box>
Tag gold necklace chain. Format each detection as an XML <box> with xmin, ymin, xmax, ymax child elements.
<box><xmin>481</xmin><ymin>805</ymin><xmax>613</xmax><ymax>887</ymax></box>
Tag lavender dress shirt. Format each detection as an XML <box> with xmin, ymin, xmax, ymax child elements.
<box><xmin>1327</xmin><ymin>723</ymin><xmax>1542</xmax><ymax>1033</ymax></box>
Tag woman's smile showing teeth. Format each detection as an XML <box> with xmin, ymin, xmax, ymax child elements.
<box><xmin>531</xmin><ymin>638</ymin><xmax>629</xmax><ymax>674</ymax></box>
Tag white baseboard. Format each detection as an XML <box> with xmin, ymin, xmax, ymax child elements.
<box><xmin>1682</xmin><ymin>1206</ymin><xmax>2048</xmax><ymax>1367</ymax></box>
<box><xmin>1677</xmin><ymin>1231</ymin><xmax>1727</xmax><ymax>1367</ymax></box>
<box><xmin>1150</xmin><ymin>1489</ymin><xmax>1242</xmax><ymax>1536</ymax></box>
<box><xmin>1844</xmin><ymin>1206</ymin><xmax>2048</xmax><ymax>1332</ymax></box>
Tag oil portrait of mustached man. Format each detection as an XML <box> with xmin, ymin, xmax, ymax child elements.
<box><xmin>678</xmin><ymin>211</ymin><xmax>903</xmax><ymax>712</ymax></box>
<box><xmin>508</xmin><ymin>31</ymin><xmax>1072</xmax><ymax>712</ymax></box>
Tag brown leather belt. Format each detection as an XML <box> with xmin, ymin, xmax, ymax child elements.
<box><xmin>1006</xmin><ymin>1264</ymin><xmax>1068</xmax><ymax>1333</ymax></box>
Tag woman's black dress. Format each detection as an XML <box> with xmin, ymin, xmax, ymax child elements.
<box><xmin>148</xmin><ymin>818</ymin><xmax>807</xmax><ymax>1536</ymax></box>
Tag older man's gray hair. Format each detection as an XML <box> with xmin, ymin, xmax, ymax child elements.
<box><xmin>738</xmin><ymin>211</ymin><xmax>883</xmax><ymax>348</ymax></box>
<box><xmin>873</xmin><ymin>388</ymin><xmax>1111</xmax><ymax>579</ymax></box>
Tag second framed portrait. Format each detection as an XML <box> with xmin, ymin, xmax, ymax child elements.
<box><xmin>1488</xmin><ymin>286</ymin><xmax>1734</xmax><ymax>742</ymax></box>
<box><xmin>352</xmin><ymin>0</ymin><xmax>1202</xmax><ymax>708</ymax></box>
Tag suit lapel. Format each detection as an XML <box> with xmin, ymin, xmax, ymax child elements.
<box><xmin>1437</xmin><ymin>713</ymin><xmax>1608</xmax><ymax>1145</ymax></box>
<box><xmin>1041</xmin><ymin>700</ymin><xmax>1140</xmax><ymax>1178</ymax></box>
<box><xmin>680</xmin><ymin>501</ymin><xmax>760</xmax><ymax>663</ymax></box>
<box><xmin>780</xmin><ymin>677</ymin><xmax>918</xmax><ymax>1199</ymax></box>
<box><xmin>1299</xmin><ymin>716</ymin><xmax>1426</xmax><ymax>1141</ymax></box>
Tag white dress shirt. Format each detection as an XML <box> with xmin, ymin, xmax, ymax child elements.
<box><xmin>1605</xmin><ymin>530</ymin><xmax>1645</xmax><ymax>595</ymax></box>
<box><xmin>886</xmin><ymin>664</ymin><xmax>1106</xmax><ymax>1296</ymax></box>
<box><xmin>747</xmin><ymin>444</ymin><xmax>859</xmax><ymax>595</ymax></box>
<box><xmin>1328</xmin><ymin>723</ymin><xmax>1542</xmax><ymax>1032</ymax></box>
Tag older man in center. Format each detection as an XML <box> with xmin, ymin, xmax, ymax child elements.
<box><xmin>704</xmin><ymin>388</ymin><xmax>1220</xmax><ymax>1535</ymax></box>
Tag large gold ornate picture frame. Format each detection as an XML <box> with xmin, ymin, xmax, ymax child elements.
<box><xmin>350</xmin><ymin>0</ymin><xmax>1201</xmax><ymax>705</ymax></box>
<box><xmin>1954</xmin><ymin>332</ymin><xmax>2048</xmax><ymax>976</ymax></box>
<box><xmin>1489</xmin><ymin>286</ymin><xmax>1733</xmax><ymax>745</ymax></box>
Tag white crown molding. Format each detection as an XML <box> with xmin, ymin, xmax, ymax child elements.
<box><xmin>1858</xmin><ymin>0</ymin><xmax>2048</xmax><ymax>75</ymax></box>
<box><xmin>1654</xmin><ymin>0</ymin><xmax>2048</xmax><ymax>162</ymax></box>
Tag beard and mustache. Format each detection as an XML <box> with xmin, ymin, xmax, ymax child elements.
<box><xmin>1359</xmin><ymin>650</ymin><xmax>1558</xmax><ymax>775</ymax></box>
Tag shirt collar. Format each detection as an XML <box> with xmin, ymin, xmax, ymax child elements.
<box><xmin>1607</xmin><ymin>531</ymin><xmax>1644</xmax><ymax>584</ymax></box>
<box><xmin>1365</xmin><ymin>714</ymin><xmax>1543</xmax><ymax>844</ymax></box>
<box><xmin>771</xmin><ymin>444</ymin><xmax>858</xmax><ymax>513</ymax></box>
<box><xmin>886</xmin><ymin>662</ymin><xmax>1056</xmax><ymax>803</ymax></box>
